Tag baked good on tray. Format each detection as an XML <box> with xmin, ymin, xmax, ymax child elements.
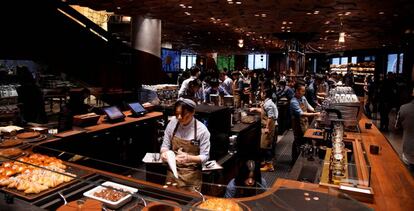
<box><xmin>57</xmin><ymin>199</ymin><xmax>102</xmax><ymax>211</ymax></box>
<box><xmin>197</xmin><ymin>198</ymin><xmax>243</xmax><ymax>211</ymax></box>
<box><xmin>16</xmin><ymin>132</ymin><xmax>40</xmax><ymax>139</ymax></box>
<box><xmin>0</xmin><ymin>139</ymin><xmax>23</xmax><ymax>148</ymax></box>
<box><xmin>0</xmin><ymin>147</ymin><xmax>23</xmax><ymax>158</ymax></box>
<box><xmin>0</xmin><ymin>153</ymin><xmax>76</xmax><ymax>194</ymax></box>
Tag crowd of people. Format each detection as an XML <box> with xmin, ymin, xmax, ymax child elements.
<box><xmin>173</xmin><ymin>67</ymin><xmax>414</xmax><ymax>197</ymax></box>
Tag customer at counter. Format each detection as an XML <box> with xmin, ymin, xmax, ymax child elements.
<box><xmin>160</xmin><ymin>98</ymin><xmax>211</xmax><ymax>192</ymax></box>
<box><xmin>219</xmin><ymin>71</ymin><xmax>233</xmax><ymax>94</ymax></box>
<box><xmin>232</xmin><ymin>71</ymin><xmax>244</xmax><ymax>108</ymax></box>
<box><xmin>224</xmin><ymin>160</ymin><xmax>267</xmax><ymax>198</ymax></box>
<box><xmin>204</xmin><ymin>78</ymin><xmax>230</xmax><ymax>103</ymax></box>
<box><xmin>178</xmin><ymin>67</ymin><xmax>200</xmax><ymax>98</ymax></box>
<box><xmin>395</xmin><ymin>88</ymin><xmax>414</xmax><ymax>168</ymax></box>
<box><xmin>290</xmin><ymin>82</ymin><xmax>320</xmax><ymax>165</ymax></box>
<box><xmin>250</xmin><ymin>89</ymin><xmax>278</xmax><ymax>172</ymax></box>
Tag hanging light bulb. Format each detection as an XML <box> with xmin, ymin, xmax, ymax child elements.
<box><xmin>238</xmin><ymin>38</ymin><xmax>244</xmax><ymax>48</ymax></box>
<box><xmin>338</xmin><ymin>32</ymin><xmax>345</xmax><ymax>43</ymax></box>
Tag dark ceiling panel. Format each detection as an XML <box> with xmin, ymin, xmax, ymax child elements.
<box><xmin>70</xmin><ymin>0</ymin><xmax>414</xmax><ymax>53</ymax></box>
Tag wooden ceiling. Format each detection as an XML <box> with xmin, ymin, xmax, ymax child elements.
<box><xmin>70</xmin><ymin>0</ymin><xmax>414</xmax><ymax>53</ymax></box>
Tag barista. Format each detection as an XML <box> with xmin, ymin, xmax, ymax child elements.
<box><xmin>232</xmin><ymin>71</ymin><xmax>244</xmax><ymax>108</ymax></box>
<box><xmin>290</xmin><ymin>83</ymin><xmax>320</xmax><ymax>165</ymax></box>
<box><xmin>160</xmin><ymin>98</ymin><xmax>211</xmax><ymax>192</ymax></box>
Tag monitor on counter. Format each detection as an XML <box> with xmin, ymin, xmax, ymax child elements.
<box><xmin>103</xmin><ymin>106</ymin><xmax>125</xmax><ymax>122</ymax></box>
<box><xmin>127</xmin><ymin>102</ymin><xmax>147</xmax><ymax>117</ymax></box>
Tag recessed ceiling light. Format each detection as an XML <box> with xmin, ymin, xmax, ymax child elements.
<box><xmin>261</xmin><ymin>13</ymin><xmax>267</xmax><ymax>17</ymax></box>
<box><xmin>281</xmin><ymin>26</ymin><xmax>285</xmax><ymax>29</ymax></box>
<box><xmin>254</xmin><ymin>14</ymin><xmax>260</xmax><ymax>17</ymax></box>
<box><xmin>210</xmin><ymin>17</ymin><xmax>215</xmax><ymax>20</ymax></box>
<box><xmin>338</xmin><ymin>13</ymin><xmax>343</xmax><ymax>16</ymax></box>
<box><xmin>228</xmin><ymin>1</ymin><xmax>234</xmax><ymax>4</ymax></box>
<box><xmin>227</xmin><ymin>0</ymin><xmax>233</xmax><ymax>2</ymax></box>
<box><xmin>217</xmin><ymin>18</ymin><xmax>221</xmax><ymax>21</ymax></box>
<box><xmin>345</xmin><ymin>12</ymin><xmax>351</xmax><ymax>16</ymax></box>
<box><xmin>306</xmin><ymin>12</ymin><xmax>312</xmax><ymax>15</ymax></box>
<box><xmin>187</xmin><ymin>5</ymin><xmax>192</xmax><ymax>9</ymax></box>
<box><xmin>236</xmin><ymin>1</ymin><xmax>242</xmax><ymax>4</ymax></box>
<box><xmin>287</xmin><ymin>30</ymin><xmax>291</xmax><ymax>32</ymax></box>
<box><xmin>379</xmin><ymin>11</ymin><xmax>384</xmax><ymax>15</ymax></box>
<box><xmin>405</xmin><ymin>29</ymin><xmax>411</xmax><ymax>34</ymax></box>
<box><xmin>116</xmin><ymin>6</ymin><xmax>121</xmax><ymax>10</ymax></box>
<box><xmin>314</xmin><ymin>10</ymin><xmax>319</xmax><ymax>15</ymax></box>
<box><xmin>282</xmin><ymin>21</ymin><xmax>287</xmax><ymax>25</ymax></box>
<box><xmin>225</xmin><ymin>23</ymin><xmax>230</xmax><ymax>26</ymax></box>
<box><xmin>184</xmin><ymin>12</ymin><xmax>191</xmax><ymax>16</ymax></box>
<box><xmin>324</xmin><ymin>21</ymin><xmax>330</xmax><ymax>24</ymax></box>
<box><xmin>193</xmin><ymin>19</ymin><xmax>197</xmax><ymax>22</ymax></box>
<box><xmin>289</xmin><ymin>21</ymin><xmax>293</xmax><ymax>24</ymax></box>
<box><xmin>325</xmin><ymin>30</ymin><xmax>329</xmax><ymax>33</ymax></box>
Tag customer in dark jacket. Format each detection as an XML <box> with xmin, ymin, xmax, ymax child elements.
<box><xmin>16</xmin><ymin>66</ymin><xmax>47</xmax><ymax>124</ymax></box>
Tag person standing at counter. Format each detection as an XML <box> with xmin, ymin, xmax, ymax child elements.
<box><xmin>250</xmin><ymin>89</ymin><xmax>278</xmax><ymax>172</ymax></box>
<box><xmin>160</xmin><ymin>98</ymin><xmax>211</xmax><ymax>192</ymax></box>
<box><xmin>232</xmin><ymin>71</ymin><xmax>244</xmax><ymax>108</ymax></box>
<box><xmin>204</xmin><ymin>78</ymin><xmax>230</xmax><ymax>103</ymax></box>
<box><xmin>219</xmin><ymin>71</ymin><xmax>233</xmax><ymax>94</ymax></box>
<box><xmin>290</xmin><ymin>83</ymin><xmax>320</xmax><ymax>165</ymax></box>
<box><xmin>395</xmin><ymin>89</ymin><xmax>414</xmax><ymax>168</ymax></box>
<box><xmin>178</xmin><ymin>67</ymin><xmax>200</xmax><ymax>98</ymax></box>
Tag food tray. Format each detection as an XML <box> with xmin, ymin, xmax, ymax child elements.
<box><xmin>83</xmin><ymin>181</ymin><xmax>138</xmax><ymax>209</ymax></box>
<box><xmin>2</xmin><ymin>162</ymin><xmax>93</xmax><ymax>201</ymax></box>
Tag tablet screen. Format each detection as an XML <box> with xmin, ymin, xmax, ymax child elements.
<box><xmin>128</xmin><ymin>102</ymin><xmax>146</xmax><ymax>115</ymax></box>
<box><xmin>103</xmin><ymin>106</ymin><xmax>124</xmax><ymax>120</ymax></box>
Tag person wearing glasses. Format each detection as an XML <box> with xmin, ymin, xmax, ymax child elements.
<box><xmin>160</xmin><ymin>98</ymin><xmax>211</xmax><ymax>192</ymax></box>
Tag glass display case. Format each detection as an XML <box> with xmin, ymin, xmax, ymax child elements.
<box><xmin>0</xmin><ymin>128</ymin><xmax>372</xmax><ymax>210</ymax></box>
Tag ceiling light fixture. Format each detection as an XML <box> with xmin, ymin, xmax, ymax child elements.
<box><xmin>325</xmin><ymin>21</ymin><xmax>330</xmax><ymax>24</ymax></box>
<box><xmin>379</xmin><ymin>11</ymin><xmax>384</xmax><ymax>15</ymax></box>
<box><xmin>282</xmin><ymin>21</ymin><xmax>287</xmax><ymax>25</ymax></box>
<box><xmin>314</xmin><ymin>10</ymin><xmax>319</xmax><ymax>15</ymax></box>
<box><xmin>338</xmin><ymin>17</ymin><xmax>345</xmax><ymax>43</ymax></box>
<box><xmin>238</xmin><ymin>39</ymin><xmax>244</xmax><ymax>48</ymax></box>
<box><xmin>345</xmin><ymin>12</ymin><xmax>351</xmax><ymax>16</ymax></box>
<box><xmin>236</xmin><ymin>1</ymin><xmax>242</xmax><ymax>4</ymax></box>
<box><xmin>184</xmin><ymin>12</ymin><xmax>191</xmax><ymax>16</ymax></box>
<box><xmin>307</xmin><ymin>12</ymin><xmax>312</xmax><ymax>15</ymax></box>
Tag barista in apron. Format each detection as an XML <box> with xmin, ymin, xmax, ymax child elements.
<box><xmin>290</xmin><ymin>83</ymin><xmax>320</xmax><ymax>166</ymax></box>
<box><xmin>250</xmin><ymin>89</ymin><xmax>278</xmax><ymax>172</ymax></box>
<box><xmin>160</xmin><ymin>98</ymin><xmax>211</xmax><ymax>192</ymax></box>
<box><xmin>232</xmin><ymin>71</ymin><xmax>243</xmax><ymax>108</ymax></box>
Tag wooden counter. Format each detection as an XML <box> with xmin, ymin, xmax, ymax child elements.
<box><xmin>83</xmin><ymin>111</ymin><xmax>163</xmax><ymax>133</ymax></box>
<box><xmin>244</xmin><ymin>115</ymin><xmax>414</xmax><ymax>211</ymax></box>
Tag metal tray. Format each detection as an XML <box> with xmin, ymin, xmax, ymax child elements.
<box><xmin>2</xmin><ymin>162</ymin><xmax>93</xmax><ymax>201</ymax></box>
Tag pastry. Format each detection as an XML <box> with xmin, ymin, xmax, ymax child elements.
<box><xmin>197</xmin><ymin>198</ymin><xmax>242</xmax><ymax>211</ymax></box>
<box><xmin>57</xmin><ymin>199</ymin><xmax>102</xmax><ymax>211</ymax></box>
<box><xmin>0</xmin><ymin>148</ymin><xmax>23</xmax><ymax>158</ymax></box>
<box><xmin>16</xmin><ymin>132</ymin><xmax>40</xmax><ymax>139</ymax></box>
<box><xmin>0</xmin><ymin>139</ymin><xmax>23</xmax><ymax>148</ymax></box>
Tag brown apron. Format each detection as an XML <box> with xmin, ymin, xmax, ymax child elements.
<box><xmin>260</xmin><ymin>104</ymin><xmax>276</xmax><ymax>149</ymax></box>
<box><xmin>232</xmin><ymin>80</ymin><xmax>241</xmax><ymax>108</ymax></box>
<box><xmin>292</xmin><ymin>97</ymin><xmax>309</xmax><ymax>141</ymax></box>
<box><xmin>166</xmin><ymin>120</ymin><xmax>202</xmax><ymax>192</ymax></box>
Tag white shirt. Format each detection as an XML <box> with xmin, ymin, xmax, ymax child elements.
<box><xmin>220</xmin><ymin>76</ymin><xmax>233</xmax><ymax>94</ymax></box>
<box><xmin>161</xmin><ymin>117</ymin><xmax>210</xmax><ymax>163</ymax></box>
<box><xmin>263</xmin><ymin>98</ymin><xmax>279</xmax><ymax>125</ymax></box>
<box><xmin>178</xmin><ymin>76</ymin><xmax>197</xmax><ymax>97</ymax></box>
